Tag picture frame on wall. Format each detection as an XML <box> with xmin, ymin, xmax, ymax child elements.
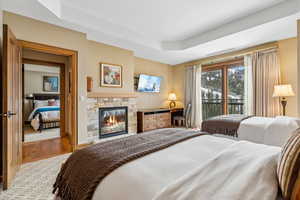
<box><xmin>100</xmin><ymin>63</ymin><xmax>122</xmax><ymax>88</ymax></box>
<box><xmin>43</xmin><ymin>76</ymin><xmax>59</xmax><ymax>92</ymax></box>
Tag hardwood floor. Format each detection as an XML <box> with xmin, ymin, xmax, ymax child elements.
<box><xmin>22</xmin><ymin>136</ymin><xmax>71</xmax><ymax>164</ymax></box>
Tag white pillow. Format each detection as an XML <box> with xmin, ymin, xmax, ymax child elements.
<box><xmin>34</xmin><ymin>100</ymin><xmax>50</xmax><ymax>108</ymax></box>
<box><xmin>264</xmin><ymin>117</ymin><xmax>300</xmax><ymax>146</ymax></box>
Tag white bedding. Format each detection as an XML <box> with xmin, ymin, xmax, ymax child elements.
<box><xmin>91</xmin><ymin>133</ymin><xmax>281</xmax><ymax>200</ymax></box>
<box><xmin>238</xmin><ymin>116</ymin><xmax>300</xmax><ymax>146</ymax></box>
<box><xmin>28</xmin><ymin>106</ymin><xmax>60</xmax><ymax>131</ymax></box>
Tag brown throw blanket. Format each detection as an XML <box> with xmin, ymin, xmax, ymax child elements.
<box><xmin>201</xmin><ymin>114</ymin><xmax>253</xmax><ymax>137</ymax></box>
<box><xmin>53</xmin><ymin>129</ymin><xmax>205</xmax><ymax>200</ymax></box>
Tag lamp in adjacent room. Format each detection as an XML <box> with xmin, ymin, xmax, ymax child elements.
<box><xmin>273</xmin><ymin>84</ymin><xmax>295</xmax><ymax>116</ymax></box>
<box><xmin>168</xmin><ymin>92</ymin><xmax>177</xmax><ymax>109</ymax></box>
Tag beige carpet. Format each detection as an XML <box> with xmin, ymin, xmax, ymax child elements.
<box><xmin>24</xmin><ymin>128</ymin><xmax>61</xmax><ymax>143</ymax></box>
<box><xmin>0</xmin><ymin>154</ymin><xmax>70</xmax><ymax>200</ymax></box>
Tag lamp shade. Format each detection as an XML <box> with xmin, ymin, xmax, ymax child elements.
<box><xmin>273</xmin><ymin>84</ymin><xmax>295</xmax><ymax>97</ymax></box>
<box><xmin>168</xmin><ymin>93</ymin><xmax>177</xmax><ymax>101</ymax></box>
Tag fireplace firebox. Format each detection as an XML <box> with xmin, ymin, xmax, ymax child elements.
<box><xmin>99</xmin><ymin>106</ymin><xmax>128</xmax><ymax>138</ymax></box>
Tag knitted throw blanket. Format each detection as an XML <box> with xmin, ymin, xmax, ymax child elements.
<box><xmin>201</xmin><ymin>114</ymin><xmax>253</xmax><ymax>137</ymax></box>
<box><xmin>53</xmin><ymin>129</ymin><xmax>205</xmax><ymax>200</ymax></box>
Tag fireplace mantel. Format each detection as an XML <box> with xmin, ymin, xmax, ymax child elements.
<box><xmin>87</xmin><ymin>92</ymin><xmax>137</xmax><ymax>98</ymax></box>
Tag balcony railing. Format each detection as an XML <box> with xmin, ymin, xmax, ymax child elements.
<box><xmin>202</xmin><ymin>99</ymin><xmax>244</xmax><ymax>120</ymax></box>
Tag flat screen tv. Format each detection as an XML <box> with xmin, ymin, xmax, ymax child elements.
<box><xmin>137</xmin><ymin>74</ymin><xmax>161</xmax><ymax>93</ymax></box>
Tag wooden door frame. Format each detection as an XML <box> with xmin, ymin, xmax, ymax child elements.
<box><xmin>22</xmin><ymin>58</ymin><xmax>66</xmax><ymax>140</ymax></box>
<box><xmin>18</xmin><ymin>40</ymin><xmax>78</xmax><ymax>151</ymax></box>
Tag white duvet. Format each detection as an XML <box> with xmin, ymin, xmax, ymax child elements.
<box><xmin>92</xmin><ymin>132</ymin><xmax>281</xmax><ymax>200</ymax></box>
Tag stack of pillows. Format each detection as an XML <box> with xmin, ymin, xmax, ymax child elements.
<box><xmin>34</xmin><ymin>99</ymin><xmax>60</xmax><ymax>108</ymax></box>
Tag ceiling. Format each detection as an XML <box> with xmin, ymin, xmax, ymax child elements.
<box><xmin>3</xmin><ymin>0</ymin><xmax>300</xmax><ymax>65</ymax></box>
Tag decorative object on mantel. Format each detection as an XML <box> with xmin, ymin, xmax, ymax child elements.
<box><xmin>168</xmin><ymin>92</ymin><xmax>177</xmax><ymax>108</ymax></box>
<box><xmin>273</xmin><ymin>84</ymin><xmax>295</xmax><ymax>116</ymax></box>
<box><xmin>100</xmin><ymin>63</ymin><xmax>122</xmax><ymax>88</ymax></box>
<box><xmin>87</xmin><ymin>76</ymin><xmax>93</xmax><ymax>92</ymax></box>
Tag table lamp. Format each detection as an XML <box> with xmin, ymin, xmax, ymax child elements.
<box><xmin>168</xmin><ymin>93</ymin><xmax>177</xmax><ymax>108</ymax></box>
<box><xmin>273</xmin><ymin>84</ymin><xmax>295</xmax><ymax>116</ymax></box>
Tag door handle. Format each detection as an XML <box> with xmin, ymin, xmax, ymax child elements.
<box><xmin>0</xmin><ymin>111</ymin><xmax>17</xmax><ymax>118</ymax></box>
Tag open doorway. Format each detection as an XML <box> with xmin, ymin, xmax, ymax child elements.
<box><xmin>23</xmin><ymin>63</ymin><xmax>62</xmax><ymax>142</ymax></box>
<box><xmin>20</xmin><ymin>48</ymin><xmax>74</xmax><ymax>163</ymax></box>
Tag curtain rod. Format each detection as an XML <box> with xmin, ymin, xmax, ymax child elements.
<box><xmin>188</xmin><ymin>45</ymin><xmax>278</xmax><ymax>67</ymax></box>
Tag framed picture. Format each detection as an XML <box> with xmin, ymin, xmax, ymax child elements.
<box><xmin>100</xmin><ymin>63</ymin><xmax>122</xmax><ymax>88</ymax></box>
<box><xmin>43</xmin><ymin>76</ymin><xmax>59</xmax><ymax>92</ymax></box>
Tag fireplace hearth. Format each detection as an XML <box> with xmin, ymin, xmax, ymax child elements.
<box><xmin>99</xmin><ymin>106</ymin><xmax>128</xmax><ymax>138</ymax></box>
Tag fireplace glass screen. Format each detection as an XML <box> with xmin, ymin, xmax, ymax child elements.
<box><xmin>99</xmin><ymin>106</ymin><xmax>128</xmax><ymax>138</ymax></box>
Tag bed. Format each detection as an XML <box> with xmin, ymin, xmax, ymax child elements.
<box><xmin>53</xmin><ymin>128</ymin><xmax>296</xmax><ymax>200</ymax></box>
<box><xmin>27</xmin><ymin>93</ymin><xmax>60</xmax><ymax>132</ymax></box>
<box><xmin>201</xmin><ymin>115</ymin><xmax>300</xmax><ymax>147</ymax></box>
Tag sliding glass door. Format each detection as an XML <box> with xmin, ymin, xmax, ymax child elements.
<box><xmin>201</xmin><ymin>59</ymin><xmax>245</xmax><ymax>120</ymax></box>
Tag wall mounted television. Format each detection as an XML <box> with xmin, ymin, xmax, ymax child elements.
<box><xmin>137</xmin><ymin>74</ymin><xmax>161</xmax><ymax>93</ymax></box>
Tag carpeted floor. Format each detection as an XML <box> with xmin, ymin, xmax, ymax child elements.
<box><xmin>0</xmin><ymin>153</ymin><xmax>70</xmax><ymax>200</ymax></box>
<box><xmin>24</xmin><ymin>128</ymin><xmax>60</xmax><ymax>143</ymax></box>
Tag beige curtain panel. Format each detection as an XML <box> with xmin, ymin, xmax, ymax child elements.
<box><xmin>185</xmin><ymin>65</ymin><xmax>202</xmax><ymax>128</ymax></box>
<box><xmin>252</xmin><ymin>50</ymin><xmax>281</xmax><ymax>117</ymax></box>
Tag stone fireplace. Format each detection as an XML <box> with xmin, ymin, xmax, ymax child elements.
<box><xmin>87</xmin><ymin>95</ymin><xmax>137</xmax><ymax>142</ymax></box>
<box><xmin>99</xmin><ymin>106</ymin><xmax>128</xmax><ymax>138</ymax></box>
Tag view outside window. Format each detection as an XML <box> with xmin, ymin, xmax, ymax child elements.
<box><xmin>201</xmin><ymin>62</ymin><xmax>245</xmax><ymax>120</ymax></box>
<box><xmin>201</xmin><ymin>69</ymin><xmax>223</xmax><ymax>120</ymax></box>
<box><xmin>227</xmin><ymin>65</ymin><xmax>245</xmax><ymax>114</ymax></box>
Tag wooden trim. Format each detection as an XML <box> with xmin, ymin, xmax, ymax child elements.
<box><xmin>19</xmin><ymin>40</ymin><xmax>77</xmax><ymax>56</ymax></box>
<box><xmin>19</xmin><ymin>40</ymin><xmax>78</xmax><ymax>151</ymax></box>
<box><xmin>87</xmin><ymin>92</ymin><xmax>137</xmax><ymax>98</ymax></box>
<box><xmin>76</xmin><ymin>143</ymin><xmax>92</xmax><ymax>150</ymax></box>
<box><xmin>22</xmin><ymin>58</ymin><xmax>64</xmax><ymax>67</ymax></box>
<box><xmin>202</xmin><ymin>58</ymin><xmax>244</xmax><ymax>71</ymax></box>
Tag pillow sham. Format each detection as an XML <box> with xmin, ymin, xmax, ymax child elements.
<box><xmin>34</xmin><ymin>100</ymin><xmax>49</xmax><ymax>108</ymax></box>
<box><xmin>48</xmin><ymin>99</ymin><xmax>58</xmax><ymax>106</ymax></box>
<box><xmin>277</xmin><ymin>132</ymin><xmax>300</xmax><ymax>200</ymax></box>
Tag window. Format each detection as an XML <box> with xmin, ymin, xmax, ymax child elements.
<box><xmin>201</xmin><ymin>59</ymin><xmax>245</xmax><ymax>120</ymax></box>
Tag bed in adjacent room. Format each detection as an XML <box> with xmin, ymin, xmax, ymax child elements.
<box><xmin>53</xmin><ymin>128</ymin><xmax>300</xmax><ymax>200</ymax></box>
<box><xmin>27</xmin><ymin>93</ymin><xmax>60</xmax><ymax>132</ymax></box>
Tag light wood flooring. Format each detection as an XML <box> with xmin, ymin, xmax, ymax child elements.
<box><xmin>22</xmin><ymin>136</ymin><xmax>72</xmax><ymax>164</ymax></box>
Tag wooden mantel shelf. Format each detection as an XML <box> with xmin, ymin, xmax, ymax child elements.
<box><xmin>87</xmin><ymin>92</ymin><xmax>137</xmax><ymax>98</ymax></box>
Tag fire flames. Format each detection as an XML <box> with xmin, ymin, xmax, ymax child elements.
<box><xmin>106</xmin><ymin>115</ymin><xmax>118</xmax><ymax>126</ymax></box>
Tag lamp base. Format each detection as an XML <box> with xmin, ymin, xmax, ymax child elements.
<box><xmin>169</xmin><ymin>101</ymin><xmax>176</xmax><ymax>109</ymax></box>
<box><xmin>281</xmin><ymin>98</ymin><xmax>287</xmax><ymax>116</ymax></box>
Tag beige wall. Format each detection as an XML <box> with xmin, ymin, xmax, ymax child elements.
<box><xmin>173</xmin><ymin>38</ymin><xmax>299</xmax><ymax>116</ymax></box>
<box><xmin>4</xmin><ymin>12</ymin><xmax>173</xmax><ymax>144</ymax></box>
<box><xmin>134</xmin><ymin>57</ymin><xmax>173</xmax><ymax>109</ymax></box>
<box><xmin>298</xmin><ymin>20</ymin><xmax>300</xmax><ymax>116</ymax></box>
<box><xmin>86</xmin><ymin>40</ymin><xmax>134</xmax><ymax>94</ymax></box>
<box><xmin>24</xmin><ymin>70</ymin><xmax>60</xmax><ymax>95</ymax></box>
<box><xmin>278</xmin><ymin>38</ymin><xmax>298</xmax><ymax>117</ymax></box>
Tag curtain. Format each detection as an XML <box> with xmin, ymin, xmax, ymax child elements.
<box><xmin>244</xmin><ymin>54</ymin><xmax>254</xmax><ymax>115</ymax></box>
<box><xmin>185</xmin><ymin>65</ymin><xmax>202</xmax><ymax>128</ymax></box>
<box><xmin>252</xmin><ymin>50</ymin><xmax>281</xmax><ymax>117</ymax></box>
